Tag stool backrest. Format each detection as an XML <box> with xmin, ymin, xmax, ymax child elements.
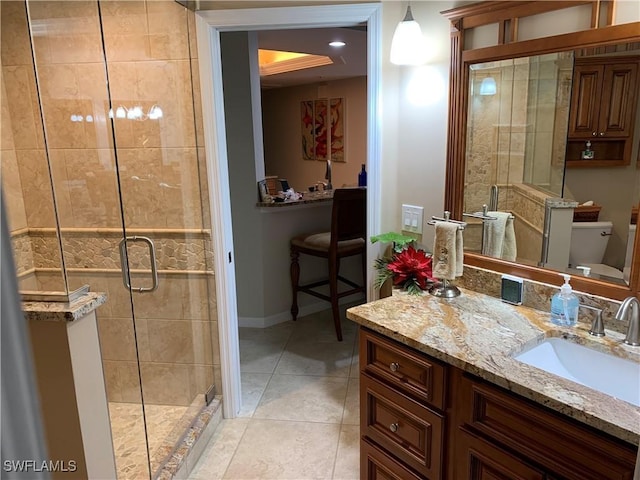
<box><xmin>330</xmin><ymin>188</ymin><xmax>366</xmax><ymax>247</ymax></box>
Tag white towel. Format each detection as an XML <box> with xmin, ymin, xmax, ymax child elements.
<box><xmin>484</xmin><ymin>211</ymin><xmax>516</xmax><ymax>261</ymax></box>
<box><xmin>433</xmin><ymin>221</ymin><xmax>463</xmax><ymax>280</ymax></box>
<box><xmin>502</xmin><ymin>215</ymin><xmax>517</xmax><ymax>262</ymax></box>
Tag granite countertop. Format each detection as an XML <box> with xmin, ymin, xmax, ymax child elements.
<box><xmin>257</xmin><ymin>190</ymin><xmax>334</xmax><ymax>208</ymax></box>
<box><xmin>346</xmin><ymin>288</ymin><xmax>640</xmax><ymax>445</ymax></box>
<box><xmin>22</xmin><ymin>292</ymin><xmax>107</xmax><ymax>322</ymax></box>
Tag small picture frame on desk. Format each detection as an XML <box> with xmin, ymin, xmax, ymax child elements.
<box><xmin>258</xmin><ymin>180</ymin><xmax>270</xmax><ymax>202</ymax></box>
<box><xmin>580</xmin><ymin>149</ymin><xmax>595</xmax><ymax>160</ymax></box>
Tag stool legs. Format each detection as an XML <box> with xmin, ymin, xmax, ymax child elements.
<box><xmin>290</xmin><ymin>247</ymin><xmax>300</xmax><ymax>321</ymax></box>
<box><xmin>328</xmin><ymin>251</ymin><xmax>343</xmax><ymax>341</ymax></box>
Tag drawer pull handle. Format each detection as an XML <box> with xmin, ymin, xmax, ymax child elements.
<box><xmin>389</xmin><ymin>362</ymin><xmax>400</xmax><ymax>372</ymax></box>
<box><xmin>389</xmin><ymin>423</ymin><xmax>399</xmax><ymax>433</ymax></box>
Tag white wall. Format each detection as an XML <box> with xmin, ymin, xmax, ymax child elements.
<box><xmin>380</xmin><ymin>1</ymin><xmax>456</xmax><ymax>251</ymax></box>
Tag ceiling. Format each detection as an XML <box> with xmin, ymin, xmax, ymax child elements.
<box><xmin>256</xmin><ymin>26</ymin><xmax>367</xmax><ymax>89</ymax></box>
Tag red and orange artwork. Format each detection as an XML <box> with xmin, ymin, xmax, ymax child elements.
<box><xmin>330</xmin><ymin>98</ymin><xmax>344</xmax><ymax>162</ymax></box>
<box><xmin>314</xmin><ymin>99</ymin><xmax>328</xmax><ymax>161</ymax></box>
<box><xmin>301</xmin><ymin>100</ymin><xmax>314</xmax><ymax>160</ymax></box>
<box><xmin>300</xmin><ymin>97</ymin><xmax>346</xmax><ymax>162</ymax></box>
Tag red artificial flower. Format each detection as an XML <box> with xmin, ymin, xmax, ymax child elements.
<box><xmin>386</xmin><ymin>246</ymin><xmax>433</xmax><ymax>290</ymax></box>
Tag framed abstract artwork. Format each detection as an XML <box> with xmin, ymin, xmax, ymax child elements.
<box><xmin>300</xmin><ymin>97</ymin><xmax>345</xmax><ymax>162</ymax></box>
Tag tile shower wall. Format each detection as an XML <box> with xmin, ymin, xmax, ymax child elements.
<box><xmin>464</xmin><ymin>53</ymin><xmax>571</xmax><ymax>264</ymax></box>
<box><xmin>2</xmin><ymin>1</ymin><xmax>220</xmax><ymax>406</ymax></box>
<box><xmin>1</xmin><ymin>1</ymin><xmax>66</xmax><ymax>292</ymax></box>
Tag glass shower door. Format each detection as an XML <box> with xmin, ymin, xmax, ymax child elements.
<box><xmin>18</xmin><ymin>1</ymin><xmax>218</xmax><ymax>478</ymax></box>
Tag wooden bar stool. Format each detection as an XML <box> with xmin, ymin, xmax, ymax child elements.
<box><xmin>289</xmin><ymin>188</ymin><xmax>367</xmax><ymax>341</ymax></box>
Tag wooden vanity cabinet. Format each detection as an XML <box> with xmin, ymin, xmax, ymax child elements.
<box><xmin>358</xmin><ymin>327</ymin><xmax>638</xmax><ymax>480</ymax></box>
<box><xmin>360</xmin><ymin>328</ymin><xmax>447</xmax><ymax>479</ymax></box>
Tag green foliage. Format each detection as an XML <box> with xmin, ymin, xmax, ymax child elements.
<box><xmin>370</xmin><ymin>232</ymin><xmax>415</xmax><ymax>252</ymax></box>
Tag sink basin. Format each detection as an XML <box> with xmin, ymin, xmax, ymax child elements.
<box><xmin>514</xmin><ymin>337</ymin><xmax>640</xmax><ymax>406</ymax></box>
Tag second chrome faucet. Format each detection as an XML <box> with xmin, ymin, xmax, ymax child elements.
<box><xmin>615</xmin><ymin>296</ymin><xmax>640</xmax><ymax>346</ymax></box>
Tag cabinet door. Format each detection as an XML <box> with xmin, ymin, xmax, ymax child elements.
<box><xmin>568</xmin><ymin>64</ymin><xmax>604</xmax><ymax>138</ymax></box>
<box><xmin>361</xmin><ymin>438</ymin><xmax>423</xmax><ymax>480</ymax></box>
<box><xmin>456</xmin><ymin>429</ymin><xmax>545</xmax><ymax>480</ymax></box>
<box><xmin>599</xmin><ymin>62</ymin><xmax>639</xmax><ymax>137</ymax></box>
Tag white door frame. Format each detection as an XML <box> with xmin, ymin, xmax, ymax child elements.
<box><xmin>196</xmin><ymin>3</ymin><xmax>382</xmax><ymax>418</ymax></box>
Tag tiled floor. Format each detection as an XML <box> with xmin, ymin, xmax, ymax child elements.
<box><xmin>189</xmin><ymin>307</ymin><xmax>361</xmax><ymax>480</ymax></box>
<box><xmin>109</xmin><ymin>402</ymin><xmax>189</xmax><ymax>479</ymax></box>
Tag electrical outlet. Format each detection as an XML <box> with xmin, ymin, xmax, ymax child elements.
<box><xmin>401</xmin><ymin>204</ymin><xmax>424</xmax><ymax>234</ymax></box>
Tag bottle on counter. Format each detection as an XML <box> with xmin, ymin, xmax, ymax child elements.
<box><xmin>358</xmin><ymin>164</ymin><xmax>367</xmax><ymax>187</ymax></box>
<box><xmin>550</xmin><ymin>273</ymin><xmax>579</xmax><ymax>326</ymax></box>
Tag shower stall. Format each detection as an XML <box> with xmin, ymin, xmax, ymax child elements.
<box><xmin>1</xmin><ymin>1</ymin><xmax>219</xmax><ymax>478</ymax></box>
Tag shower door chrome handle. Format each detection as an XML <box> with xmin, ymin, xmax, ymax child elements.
<box><xmin>118</xmin><ymin>236</ymin><xmax>159</xmax><ymax>293</ymax></box>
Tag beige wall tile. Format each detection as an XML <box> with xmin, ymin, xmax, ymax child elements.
<box><xmin>114</xmin><ymin>360</ymin><xmax>144</xmax><ymax>404</ymax></box>
<box><xmin>16</xmin><ymin>150</ymin><xmax>58</xmax><ymax>228</ymax></box>
<box><xmin>147</xmin><ymin>1</ymin><xmax>189</xmax><ymax>60</ymax></box>
<box><xmin>34</xmin><ymin>270</ymin><xmax>67</xmax><ymax>292</ymax></box>
<box><xmin>98</xmin><ymin>316</ymin><xmax>138</xmax><ymax>362</ymax></box>
<box><xmin>140</xmin><ymin>362</ymin><xmax>192</xmax><ymax>405</ymax></box>
<box><xmin>161</xmin><ymin>148</ymin><xmax>203</xmax><ymax>229</ymax></box>
<box><xmin>18</xmin><ymin>272</ymin><xmax>40</xmax><ymax>292</ymax></box>
<box><xmin>2</xmin><ymin>150</ymin><xmax>28</xmax><ymax>231</ymax></box>
<box><xmin>37</xmin><ymin>63</ymin><xmax>113</xmax><ymax>150</ymax></box>
<box><xmin>100</xmin><ymin>0</ymin><xmax>148</xmax><ymax>36</ymax></box>
<box><xmin>62</xmin><ymin>148</ymin><xmax>122</xmax><ymax>228</ymax></box>
<box><xmin>146</xmin><ymin>319</ymin><xmax>213</xmax><ymax>364</ymax></box>
<box><xmin>1</xmin><ymin>71</ymin><xmax>16</xmax><ymax>150</ymax></box>
<box><xmin>101</xmin><ymin>360</ymin><xmax>122</xmax><ymax>403</ymax></box>
<box><xmin>108</xmin><ymin>60</ymin><xmax>196</xmax><ymax>149</ymax></box>
<box><xmin>1</xmin><ymin>2</ymin><xmax>33</xmax><ymax>67</ymax></box>
<box><xmin>3</xmin><ymin>66</ymin><xmax>45</xmax><ymax>150</ymax></box>
<box><xmin>130</xmin><ymin>274</ymin><xmax>210</xmax><ymax>320</ymax></box>
<box><xmin>190</xmin><ymin>364</ymin><xmax>215</xmax><ymax>399</ymax></box>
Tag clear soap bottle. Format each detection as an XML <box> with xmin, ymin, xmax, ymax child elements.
<box><xmin>550</xmin><ymin>273</ymin><xmax>579</xmax><ymax>326</ymax></box>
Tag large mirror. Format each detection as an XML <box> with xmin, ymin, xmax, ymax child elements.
<box><xmin>443</xmin><ymin>1</ymin><xmax>640</xmax><ymax>300</ymax></box>
<box><xmin>463</xmin><ymin>45</ymin><xmax>640</xmax><ymax>287</ymax></box>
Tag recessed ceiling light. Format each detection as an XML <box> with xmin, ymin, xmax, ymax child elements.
<box><xmin>329</xmin><ymin>41</ymin><xmax>346</xmax><ymax>48</ymax></box>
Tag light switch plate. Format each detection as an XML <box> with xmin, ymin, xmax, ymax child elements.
<box><xmin>401</xmin><ymin>204</ymin><xmax>424</xmax><ymax>234</ymax></box>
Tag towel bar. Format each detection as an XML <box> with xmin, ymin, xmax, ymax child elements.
<box><xmin>428</xmin><ymin>211</ymin><xmax>467</xmax><ymax>230</ymax></box>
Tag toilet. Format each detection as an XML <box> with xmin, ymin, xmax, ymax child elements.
<box><xmin>569</xmin><ymin>221</ymin><xmax>624</xmax><ymax>279</ymax></box>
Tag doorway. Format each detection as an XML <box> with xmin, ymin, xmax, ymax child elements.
<box><xmin>195</xmin><ymin>3</ymin><xmax>382</xmax><ymax>417</ymax></box>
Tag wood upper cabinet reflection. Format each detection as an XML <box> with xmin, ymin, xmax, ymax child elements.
<box><xmin>569</xmin><ymin>58</ymin><xmax>638</xmax><ymax>137</ymax></box>
<box><xmin>567</xmin><ymin>56</ymin><xmax>639</xmax><ymax>167</ymax></box>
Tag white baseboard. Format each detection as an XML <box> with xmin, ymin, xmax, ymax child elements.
<box><xmin>238</xmin><ymin>294</ymin><xmax>365</xmax><ymax>329</ymax></box>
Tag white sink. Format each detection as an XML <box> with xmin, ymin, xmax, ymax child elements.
<box><xmin>514</xmin><ymin>337</ymin><xmax>640</xmax><ymax>407</ymax></box>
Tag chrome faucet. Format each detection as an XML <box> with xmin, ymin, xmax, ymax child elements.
<box><xmin>615</xmin><ymin>296</ymin><xmax>640</xmax><ymax>346</ymax></box>
<box><xmin>324</xmin><ymin>159</ymin><xmax>333</xmax><ymax>190</ymax></box>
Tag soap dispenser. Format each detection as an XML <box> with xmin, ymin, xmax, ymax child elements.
<box><xmin>550</xmin><ymin>273</ymin><xmax>580</xmax><ymax>326</ymax></box>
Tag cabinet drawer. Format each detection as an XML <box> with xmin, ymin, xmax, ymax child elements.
<box><xmin>457</xmin><ymin>371</ymin><xmax>636</xmax><ymax>479</ymax></box>
<box><xmin>361</xmin><ymin>437</ymin><xmax>423</xmax><ymax>480</ymax></box>
<box><xmin>361</xmin><ymin>374</ymin><xmax>443</xmax><ymax>479</ymax></box>
<box><xmin>360</xmin><ymin>328</ymin><xmax>446</xmax><ymax>410</ymax></box>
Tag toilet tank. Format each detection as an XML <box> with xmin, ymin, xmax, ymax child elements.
<box><xmin>569</xmin><ymin>221</ymin><xmax>613</xmax><ymax>265</ymax></box>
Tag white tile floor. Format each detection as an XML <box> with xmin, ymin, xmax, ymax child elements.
<box><xmin>189</xmin><ymin>307</ymin><xmax>360</xmax><ymax>480</ymax></box>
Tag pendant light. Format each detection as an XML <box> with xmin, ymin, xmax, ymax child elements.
<box><xmin>390</xmin><ymin>4</ymin><xmax>427</xmax><ymax>66</ymax></box>
<box><xmin>479</xmin><ymin>77</ymin><xmax>497</xmax><ymax>95</ymax></box>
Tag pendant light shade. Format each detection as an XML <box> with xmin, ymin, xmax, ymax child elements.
<box><xmin>390</xmin><ymin>6</ymin><xmax>426</xmax><ymax>66</ymax></box>
<box><xmin>479</xmin><ymin>77</ymin><xmax>497</xmax><ymax>95</ymax></box>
